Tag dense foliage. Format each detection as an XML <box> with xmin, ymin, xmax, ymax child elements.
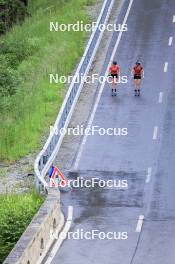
<box><xmin>0</xmin><ymin>191</ymin><xmax>44</xmax><ymax>263</ymax></box>
<box><xmin>0</xmin><ymin>0</ymin><xmax>28</xmax><ymax>34</ymax></box>
<box><xmin>0</xmin><ymin>37</ymin><xmax>35</xmax><ymax>96</ymax></box>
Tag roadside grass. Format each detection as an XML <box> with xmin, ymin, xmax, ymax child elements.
<box><xmin>0</xmin><ymin>0</ymin><xmax>93</xmax><ymax>162</ymax></box>
<box><xmin>0</xmin><ymin>190</ymin><xmax>44</xmax><ymax>263</ymax></box>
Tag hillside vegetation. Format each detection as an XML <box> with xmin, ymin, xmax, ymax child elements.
<box><xmin>0</xmin><ymin>0</ymin><xmax>93</xmax><ymax>162</ymax></box>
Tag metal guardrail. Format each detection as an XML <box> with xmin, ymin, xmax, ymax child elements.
<box><xmin>34</xmin><ymin>0</ymin><xmax>114</xmax><ymax>192</ymax></box>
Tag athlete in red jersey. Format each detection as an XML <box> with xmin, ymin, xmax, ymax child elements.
<box><xmin>132</xmin><ymin>61</ymin><xmax>144</xmax><ymax>96</ymax></box>
<box><xmin>109</xmin><ymin>61</ymin><xmax>120</xmax><ymax>96</ymax></box>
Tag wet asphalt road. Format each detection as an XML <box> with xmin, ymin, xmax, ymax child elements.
<box><xmin>50</xmin><ymin>0</ymin><xmax>175</xmax><ymax>263</ymax></box>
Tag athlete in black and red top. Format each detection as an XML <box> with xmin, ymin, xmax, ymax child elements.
<box><xmin>109</xmin><ymin>61</ymin><xmax>120</xmax><ymax>96</ymax></box>
<box><xmin>132</xmin><ymin>61</ymin><xmax>144</xmax><ymax>96</ymax></box>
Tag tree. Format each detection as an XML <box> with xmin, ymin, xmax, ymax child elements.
<box><xmin>19</xmin><ymin>0</ymin><xmax>28</xmax><ymax>6</ymax></box>
<box><xmin>0</xmin><ymin>0</ymin><xmax>28</xmax><ymax>34</ymax></box>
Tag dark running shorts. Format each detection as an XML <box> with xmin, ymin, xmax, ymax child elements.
<box><xmin>111</xmin><ymin>74</ymin><xmax>118</xmax><ymax>79</ymax></box>
<box><xmin>134</xmin><ymin>75</ymin><xmax>141</xmax><ymax>79</ymax></box>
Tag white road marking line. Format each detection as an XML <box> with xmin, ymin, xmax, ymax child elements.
<box><xmin>74</xmin><ymin>0</ymin><xmax>134</xmax><ymax>170</ymax></box>
<box><xmin>164</xmin><ymin>62</ymin><xmax>168</xmax><ymax>72</ymax></box>
<box><xmin>168</xmin><ymin>36</ymin><xmax>173</xmax><ymax>46</ymax></box>
<box><xmin>153</xmin><ymin>126</ymin><xmax>158</xmax><ymax>140</ymax></box>
<box><xmin>67</xmin><ymin>205</ymin><xmax>73</xmax><ymax>221</ymax></box>
<box><xmin>158</xmin><ymin>92</ymin><xmax>163</xmax><ymax>103</ymax></box>
<box><xmin>44</xmin><ymin>206</ymin><xmax>73</xmax><ymax>264</ymax></box>
<box><xmin>146</xmin><ymin>167</ymin><xmax>152</xmax><ymax>183</ymax></box>
<box><xmin>173</xmin><ymin>15</ymin><xmax>175</xmax><ymax>23</ymax></box>
<box><xmin>136</xmin><ymin>215</ymin><xmax>144</xmax><ymax>233</ymax></box>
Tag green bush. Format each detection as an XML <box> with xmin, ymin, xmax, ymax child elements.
<box><xmin>0</xmin><ymin>191</ymin><xmax>44</xmax><ymax>263</ymax></box>
<box><xmin>0</xmin><ymin>37</ymin><xmax>37</xmax><ymax>68</ymax></box>
<box><xmin>0</xmin><ymin>34</ymin><xmax>39</xmax><ymax>97</ymax></box>
<box><xmin>0</xmin><ymin>64</ymin><xmax>20</xmax><ymax>96</ymax></box>
<box><xmin>0</xmin><ymin>36</ymin><xmax>37</xmax><ymax>97</ymax></box>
